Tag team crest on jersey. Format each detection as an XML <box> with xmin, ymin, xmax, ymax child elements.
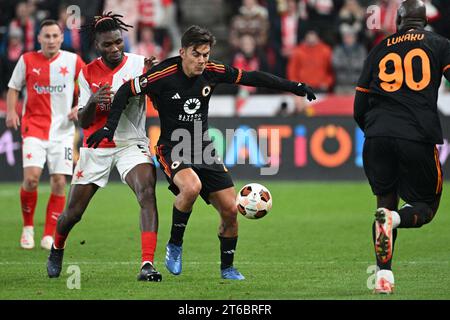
<box><xmin>171</xmin><ymin>161</ymin><xmax>181</xmax><ymax>169</ymax></box>
<box><xmin>183</xmin><ymin>98</ymin><xmax>201</xmax><ymax>115</ymax></box>
<box><xmin>139</xmin><ymin>77</ymin><xmax>148</xmax><ymax>88</ymax></box>
<box><xmin>202</xmin><ymin>86</ymin><xmax>211</xmax><ymax>97</ymax></box>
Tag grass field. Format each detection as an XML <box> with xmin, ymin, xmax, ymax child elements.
<box><xmin>0</xmin><ymin>181</ymin><xmax>449</xmax><ymax>300</ymax></box>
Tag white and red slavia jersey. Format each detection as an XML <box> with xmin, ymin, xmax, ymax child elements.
<box><xmin>8</xmin><ymin>50</ymin><xmax>85</xmax><ymax>141</ymax></box>
<box><xmin>77</xmin><ymin>53</ymin><xmax>148</xmax><ymax>148</ymax></box>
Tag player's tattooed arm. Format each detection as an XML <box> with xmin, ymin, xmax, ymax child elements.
<box><xmin>239</xmin><ymin>71</ymin><xmax>316</xmax><ymax>101</ymax></box>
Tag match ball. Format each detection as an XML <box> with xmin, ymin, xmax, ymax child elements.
<box><xmin>236</xmin><ymin>183</ymin><xmax>272</xmax><ymax>219</ymax></box>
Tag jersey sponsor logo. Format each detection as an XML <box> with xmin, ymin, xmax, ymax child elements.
<box><xmin>172</xmin><ymin>93</ymin><xmax>181</xmax><ymax>99</ymax></box>
<box><xmin>183</xmin><ymin>98</ymin><xmax>201</xmax><ymax>115</ymax></box>
<box><xmin>32</xmin><ymin>68</ymin><xmax>41</xmax><ymax>75</ymax></box>
<box><xmin>202</xmin><ymin>86</ymin><xmax>211</xmax><ymax>97</ymax></box>
<box><xmin>33</xmin><ymin>83</ymin><xmax>66</xmax><ymax>94</ymax></box>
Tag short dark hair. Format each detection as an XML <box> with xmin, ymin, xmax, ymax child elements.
<box><xmin>181</xmin><ymin>25</ymin><xmax>216</xmax><ymax>49</ymax></box>
<box><xmin>39</xmin><ymin>19</ymin><xmax>62</xmax><ymax>31</ymax></box>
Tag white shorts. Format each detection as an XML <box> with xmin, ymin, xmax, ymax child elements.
<box><xmin>72</xmin><ymin>143</ymin><xmax>154</xmax><ymax>187</ymax></box>
<box><xmin>22</xmin><ymin>137</ymin><xmax>74</xmax><ymax>175</ymax></box>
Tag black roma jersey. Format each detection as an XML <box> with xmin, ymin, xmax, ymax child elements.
<box><xmin>131</xmin><ymin>56</ymin><xmax>242</xmax><ymax>149</ymax></box>
<box><xmin>356</xmin><ymin>29</ymin><xmax>450</xmax><ymax>144</ymax></box>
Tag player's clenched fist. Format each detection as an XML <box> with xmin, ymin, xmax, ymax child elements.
<box><xmin>293</xmin><ymin>83</ymin><xmax>316</xmax><ymax>101</ymax></box>
<box><xmin>91</xmin><ymin>83</ymin><xmax>114</xmax><ymax>105</ymax></box>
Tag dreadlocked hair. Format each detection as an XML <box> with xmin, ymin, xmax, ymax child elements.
<box><xmin>80</xmin><ymin>11</ymin><xmax>133</xmax><ymax>40</ymax></box>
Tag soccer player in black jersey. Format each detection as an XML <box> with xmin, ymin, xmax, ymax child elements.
<box><xmin>87</xmin><ymin>25</ymin><xmax>316</xmax><ymax>280</ymax></box>
<box><xmin>354</xmin><ymin>0</ymin><xmax>450</xmax><ymax>293</ymax></box>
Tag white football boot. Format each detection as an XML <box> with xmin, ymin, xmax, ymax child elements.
<box><xmin>374</xmin><ymin>269</ymin><xmax>395</xmax><ymax>294</ymax></box>
<box><xmin>40</xmin><ymin>235</ymin><xmax>54</xmax><ymax>250</ymax></box>
<box><xmin>20</xmin><ymin>226</ymin><xmax>35</xmax><ymax>249</ymax></box>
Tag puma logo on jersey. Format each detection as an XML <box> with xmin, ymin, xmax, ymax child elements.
<box><xmin>32</xmin><ymin>68</ymin><xmax>41</xmax><ymax>75</ymax></box>
<box><xmin>172</xmin><ymin>93</ymin><xmax>181</xmax><ymax>99</ymax></box>
<box><xmin>92</xmin><ymin>83</ymin><xmax>100</xmax><ymax>88</ymax></box>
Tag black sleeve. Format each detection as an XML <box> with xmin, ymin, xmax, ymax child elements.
<box><xmin>104</xmin><ymin>69</ymin><xmax>160</xmax><ymax>131</ymax></box>
<box><xmin>353</xmin><ymin>90</ymin><xmax>370</xmax><ymax>130</ymax></box>
<box><xmin>239</xmin><ymin>70</ymin><xmax>297</xmax><ymax>92</ymax></box>
<box><xmin>104</xmin><ymin>80</ymin><xmax>133</xmax><ymax>131</ymax></box>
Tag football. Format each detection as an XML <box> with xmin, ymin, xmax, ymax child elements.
<box><xmin>236</xmin><ymin>183</ymin><xmax>272</xmax><ymax>219</ymax></box>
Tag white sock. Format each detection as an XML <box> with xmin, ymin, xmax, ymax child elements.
<box><xmin>391</xmin><ymin>210</ymin><xmax>401</xmax><ymax>229</ymax></box>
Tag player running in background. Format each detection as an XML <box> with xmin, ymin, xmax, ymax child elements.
<box><xmin>354</xmin><ymin>0</ymin><xmax>450</xmax><ymax>294</ymax></box>
<box><xmin>6</xmin><ymin>20</ymin><xmax>85</xmax><ymax>250</ymax></box>
<box><xmin>87</xmin><ymin>25</ymin><xmax>316</xmax><ymax>280</ymax></box>
<box><xmin>46</xmin><ymin>13</ymin><xmax>161</xmax><ymax>282</ymax></box>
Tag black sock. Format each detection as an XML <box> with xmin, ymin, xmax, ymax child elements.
<box><xmin>169</xmin><ymin>206</ymin><xmax>191</xmax><ymax>246</ymax></box>
<box><xmin>219</xmin><ymin>236</ymin><xmax>238</xmax><ymax>270</ymax></box>
<box><xmin>372</xmin><ymin>222</ymin><xmax>397</xmax><ymax>270</ymax></box>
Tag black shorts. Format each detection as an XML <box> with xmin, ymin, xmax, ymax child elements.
<box><xmin>155</xmin><ymin>145</ymin><xmax>234</xmax><ymax>204</ymax></box>
<box><xmin>363</xmin><ymin>137</ymin><xmax>443</xmax><ymax>205</ymax></box>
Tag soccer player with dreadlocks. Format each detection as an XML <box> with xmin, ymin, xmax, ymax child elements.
<box><xmin>46</xmin><ymin>12</ymin><xmax>162</xmax><ymax>282</ymax></box>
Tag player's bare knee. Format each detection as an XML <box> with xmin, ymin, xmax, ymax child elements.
<box><xmin>23</xmin><ymin>176</ymin><xmax>39</xmax><ymax>190</ymax></box>
<box><xmin>180</xmin><ymin>181</ymin><xmax>202</xmax><ymax>202</ymax></box>
<box><xmin>50</xmin><ymin>175</ymin><xmax>66</xmax><ymax>194</ymax></box>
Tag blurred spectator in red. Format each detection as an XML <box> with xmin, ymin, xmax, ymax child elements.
<box><xmin>138</xmin><ymin>0</ymin><xmax>180</xmax><ymax>57</ymax></box>
<box><xmin>8</xmin><ymin>1</ymin><xmax>38</xmax><ymax>52</ymax></box>
<box><xmin>229</xmin><ymin>0</ymin><xmax>269</xmax><ymax>50</ymax></box>
<box><xmin>232</xmin><ymin>33</ymin><xmax>268</xmax><ymax>114</ymax></box>
<box><xmin>287</xmin><ymin>29</ymin><xmax>333</xmax><ymax>114</ymax></box>
<box><xmin>332</xmin><ymin>25</ymin><xmax>366</xmax><ymax>94</ymax></box>
<box><xmin>287</xmin><ymin>29</ymin><xmax>333</xmax><ymax>93</ymax></box>
<box><xmin>133</xmin><ymin>25</ymin><xmax>163</xmax><ymax>61</ymax></box>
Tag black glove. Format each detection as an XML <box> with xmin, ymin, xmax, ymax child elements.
<box><xmin>86</xmin><ymin>126</ymin><xmax>114</xmax><ymax>149</ymax></box>
<box><xmin>293</xmin><ymin>83</ymin><xmax>316</xmax><ymax>101</ymax></box>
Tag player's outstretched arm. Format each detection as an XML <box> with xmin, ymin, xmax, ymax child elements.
<box><xmin>239</xmin><ymin>70</ymin><xmax>316</xmax><ymax>101</ymax></box>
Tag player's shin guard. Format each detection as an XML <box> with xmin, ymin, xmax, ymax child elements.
<box><xmin>44</xmin><ymin>194</ymin><xmax>66</xmax><ymax>237</ymax></box>
<box><xmin>20</xmin><ymin>187</ymin><xmax>37</xmax><ymax>227</ymax></box>
<box><xmin>169</xmin><ymin>206</ymin><xmax>191</xmax><ymax>246</ymax></box>
<box><xmin>219</xmin><ymin>236</ymin><xmax>238</xmax><ymax>270</ymax></box>
<box><xmin>398</xmin><ymin>203</ymin><xmax>436</xmax><ymax>228</ymax></box>
<box><xmin>141</xmin><ymin>231</ymin><xmax>157</xmax><ymax>263</ymax></box>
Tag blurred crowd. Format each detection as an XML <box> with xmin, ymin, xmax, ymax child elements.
<box><xmin>1</xmin><ymin>0</ymin><xmax>449</xmax><ymax>103</ymax></box>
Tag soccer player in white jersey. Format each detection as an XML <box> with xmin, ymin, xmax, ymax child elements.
<box><xmin>46</xmin><ymin>12</ymin><xmax>162</xmax><ymax>281</ymax></box>
<box><xmin>6</xmin><ymin>20</ymin><xmax>85</xmax><ymax>250</ymax></box>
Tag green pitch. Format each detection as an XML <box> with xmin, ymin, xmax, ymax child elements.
<box><xmin>0</xmin><ymin>181</ymin><xmax>449</xmax><ymax>300</ymax></box>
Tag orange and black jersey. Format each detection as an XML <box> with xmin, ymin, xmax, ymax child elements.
<box><xmin>355</xmin><ymin>29</ymin><xmax>450</xmax><ymax>144</ymax></box>
<box><xmin>129</xmin><ymin>56</ymin><xmax>241</xmax><ymax>149</ymax></box>
<box><xmin>106</xmin><ymin>55</ymin><xmax>305</xmax><ymax>151</ymax></box>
